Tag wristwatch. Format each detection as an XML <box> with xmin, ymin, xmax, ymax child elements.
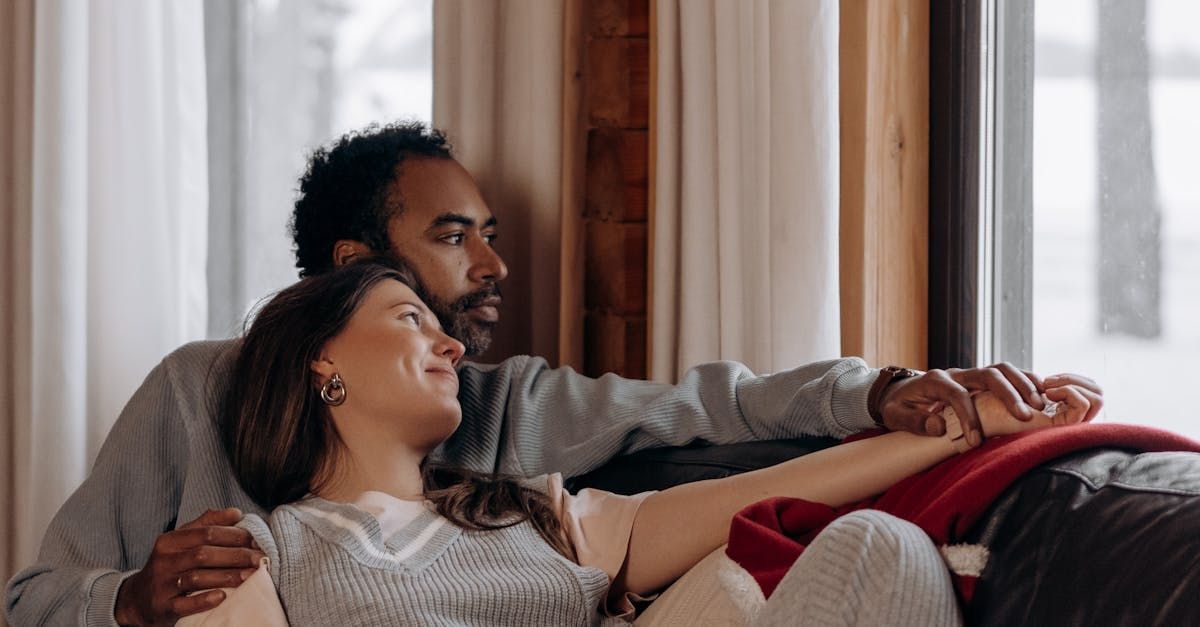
<box><xmin>867</xmin><ymin>366</ymin><xmax>924</xmax><ymax>427</ymax></box>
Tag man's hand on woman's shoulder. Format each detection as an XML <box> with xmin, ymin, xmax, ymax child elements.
<box><xmin>114</xmin><ymin>508</ymin><xmax>264</xmax><ymax>626</ymax></box>
<box><xmin>876</xmin><ymin>363</ymin><xmax>1103</xmax><ymax>449</ymax></box>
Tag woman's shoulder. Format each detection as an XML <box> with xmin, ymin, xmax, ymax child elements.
<box><xmin>236</xmin><ymin>511</ymin><xmax>281</xmax><ymax>564</ymax></box>
<box><xmin>514</xmin><ymin>472</ymin><xmax>561</xmax><ymax>494</ymax></box>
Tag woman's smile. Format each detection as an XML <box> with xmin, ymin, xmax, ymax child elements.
<box><xmin>425</xmin><ymin>364</ymin><xmax>459</xmax><ymax>386</ymax></box>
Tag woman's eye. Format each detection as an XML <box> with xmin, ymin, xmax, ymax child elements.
<box><xmin>400</xmin><ymin>311</ymin><xmax>421</xmax><ymax>325</ymax></box>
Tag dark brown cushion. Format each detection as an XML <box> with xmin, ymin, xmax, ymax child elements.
<box><xmin>566</xmin><ymin>437</ymin><xmax>839</xmax><ymax>494</ymax></box>
<box><xmin>966</xmin><ymin>448</ymin><xmax>1200</xmax><ymax>625</ymax></box>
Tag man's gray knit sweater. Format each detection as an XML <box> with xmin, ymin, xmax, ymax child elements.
<box><xmin>4</xmin><ymin>339</ymin><xmax>880</xmax><ymax>626</ymax></box>
<box><xmin>240</xmin><ymin>496</ymin><xmax>626</xmax><ymax>626</ymax></box>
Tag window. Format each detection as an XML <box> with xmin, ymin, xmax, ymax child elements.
<box><xmin>204</xmin><ymin>0</ymin><xmax>433</xmax><ymax>337</ymax></box>
<box><xmin>330</xmin><ymin>0</ymin><xmax>433</xmax><ymax>133</ymax></box>
<box><xmin>931</xmin><ymin>0</ymin><xmax>1199</xmax><ymax>438</ymax></box>
<box><xmin>1027</xmin><ymin>0</ymin><xmax>1199</xmax><ymax>437</ymax></box>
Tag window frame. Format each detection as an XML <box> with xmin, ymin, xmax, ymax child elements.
<box><xmin>928</xmin><ymin>0</ymin><xmax>1034</xmax><ymax>370</ymax></box>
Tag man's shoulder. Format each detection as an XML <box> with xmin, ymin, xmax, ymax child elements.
<box><xmin>456</xmin><ymin>354</ymin><xmax>596</xmax><ymax>387</ymax></box>
<box><xmin>152</xmin><ymin>338</ymin><xmax>240</xmax><ymax>408</ymax></box>
<box><xmin>163</xmin><ymin>338</ymin><xmax>240</xmax><ymax>365</ymax></box>
<box><xmin>158</xmin><ymin>338</ymin><xmax>239</xmax><ymax>379</ymax></box>
<box><xmin>457</xmin><ymin>354</ymin><xmax>536</xmax><ymax>375</ymax></box>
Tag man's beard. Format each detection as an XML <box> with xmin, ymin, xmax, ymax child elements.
<box><xmin>424</xmin><ymin>283</ymin><xmax>502</xmax><ymax>357</ymax></box>
<box><xmin>382</xmin><ymin>253</ymin><xmax>501</xmax><ymax>356</ymax></box>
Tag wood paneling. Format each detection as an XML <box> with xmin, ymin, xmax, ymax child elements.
<box><xmin>584</xmin><ymin>220</ymin><xmax>647</xmax><ymax>313</ymax></box>
<box><xmin>584</xmin><ymin>128</ymin><xmax>648</xmax><ymax>222</ymax></box>
<box><xmin>582</xmin><ymin>0</ymin><xmax>650</xmax><ymax>378</ymax></box>
<box><xmin>839</xmin><ymin>0</ymin><xmax>930</xmax><ymax>369</ymax></box>
<box><xmin>584</xmin><ymin>310</ymin><xmax>647</xmax><ymax>379</ymax></box>
<box><xmin>587</xmin><ymin>0</ymin><xmax>649</xmax><ymax>37</ymax></box>
<box><xmin>586</xmin><ymin>38</ymin><xmax>650</xmax><ymax>128</ymax></box>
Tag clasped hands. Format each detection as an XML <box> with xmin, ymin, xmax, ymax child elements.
<box><xmin>878</xmin><ymin>363</ymin><xmax>1103</xmax><ymax>448</ymax></box>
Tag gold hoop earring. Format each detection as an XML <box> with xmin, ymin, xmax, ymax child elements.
<box><xmin>321</xmin><ymin>373</ymin><xmax>347</xmax><ymax>406</ymax></box>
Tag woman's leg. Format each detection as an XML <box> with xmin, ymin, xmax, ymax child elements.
<box><xmin>753</xmin><ymin>510</ymin><xmax>961</xmax><ymax>627</ymax></box>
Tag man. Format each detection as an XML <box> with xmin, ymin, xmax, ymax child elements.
<box><xmin>5</xmin><ymin>122</ymin><xmax>1101</xmax><ymax>626</ymax></box>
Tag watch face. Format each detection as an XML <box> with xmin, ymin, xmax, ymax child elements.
<box><xmin>885</xmin><ymin>366</ymin><xmax>919</xmax><ymax>378</ymax></box>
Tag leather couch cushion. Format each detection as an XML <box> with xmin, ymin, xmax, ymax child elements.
<box><xmin>966</xmin><ymin>448</ymin><xmax>1200</xmax><ymax>625</ymax></box>
<box><xmin>566</xmin><ymin>437</ymin><xmax>839</xmax><ymax>494</ymax></box>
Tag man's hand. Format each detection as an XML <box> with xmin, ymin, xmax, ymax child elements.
<box><xmin>877</xmin><ymin>363</ymin><xmax>1103</xmax><ymax>448</ymax></box>
<box><xmin>114</xmin><ymin>507</ymin><xmax>263</xmax><ymax>626</ymax></box>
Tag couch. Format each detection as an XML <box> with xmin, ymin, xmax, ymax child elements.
<box><xmin>570</xmin><ymin>438</ymin><xmax>1200</xmax><ymax>624</ymax></box>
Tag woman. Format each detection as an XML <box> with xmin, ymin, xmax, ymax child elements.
<box><xmin>197</xmin><ymin>260</ymin><xmax>1090</xmax><ymax>626</ymax></box>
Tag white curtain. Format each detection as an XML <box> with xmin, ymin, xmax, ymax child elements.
<box><xmin>1</xmin><ymin>0</ymin><xmax>208</xmax><ymax>574</ymax></box>
<box><xmin>204</xmin><ymin>0</ymin><xmax>369</xmax><ymax>339</ymax></box>
<box><xmin>1</xmin><ymin>0</ymin><xmax>35</xmax><ymax>586</ymax></box>
<box><xmin>652</xmin><ymin>0</ymin><xmax>840</xmax><ymax>381</ymax></box>
<box><xmin>432</xmin><ymin>0</ymin><xmax>583</xmax><ymax>366</ymax></box>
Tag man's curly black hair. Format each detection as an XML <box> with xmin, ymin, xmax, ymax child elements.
<box><xmin>291</xmin><ymin>121</ymin><xmax>452</xmax><ymax>277</ymax></box>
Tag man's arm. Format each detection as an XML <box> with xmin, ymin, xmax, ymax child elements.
<box><xmin>5</xmin><ymin>359</ymin><xmax>189</xmax><ymax>625</ymax></box>
<box><xmin>5</xmin><ymin>343</ymin><xmax>262</xmax><ymax>627</ymax></box>
<box><xmin>440</xmin><ymin>355</ymin><xmax>878</xmax><ymax>478</ymax></box>
<box><xmin>615</xmin><ymin>388</ymin><xmax>1087</xmax><ymax>597</ymax></box>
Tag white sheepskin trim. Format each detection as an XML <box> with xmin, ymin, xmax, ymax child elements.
<box><xmin>634</xmin><ymin>547</ymin><xmax>764</xmax><ymax>626</ymax></box>
<box><xmin>939</xmin><ymin>543</ymin><xmax>990</xmax><ymax>577</ymax></box>
<box><xmin>715</xmin><ymin>552</ymin><xmax>767</xmax><ymax>617</ymax></box>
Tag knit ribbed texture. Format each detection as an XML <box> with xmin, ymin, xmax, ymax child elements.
<box><xmin>6</xmin><ymin>339</ymin><xmax>878</xmax><ymax>626</ymax></box>
<box><xmin>754</xmin><ymin>510</ymin><xmax>962</xmax><ymax>627</ymax></box>
<box><xmin>240</xmin><ymin>498</ymin><xmax>625</xmax><ymax>626</ymax></box>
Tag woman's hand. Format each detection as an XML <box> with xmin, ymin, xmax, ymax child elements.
<box><xmin>1042</xmin><ymin>373</ymin><xmax>1105</xmax><ymax>422</ymax></box>
<box><xmin>972</xmin><ymin>383</ymin><xmax>1101</xmax><ymax>438</ymax></box>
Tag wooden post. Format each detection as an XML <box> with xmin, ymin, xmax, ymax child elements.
<box><xmin>839</xmin><ymin>0</ymin><xmax>930</xmax><ymax>369</ymax></box>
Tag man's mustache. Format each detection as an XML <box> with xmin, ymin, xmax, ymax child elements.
<box><xmin>451</xmin><ymin>284</ymin><xmax>503</xmax><ymax>312</ymax></box>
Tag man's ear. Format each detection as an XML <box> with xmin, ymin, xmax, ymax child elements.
<box><xmin>332</xmin><ymin>240</ymin><xmax>372</xmax><ymax>268</ymax></box>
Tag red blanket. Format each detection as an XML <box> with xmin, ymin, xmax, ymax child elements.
<box><xmin>725</xmin><ymin>423</ymin><xmax>1200</xmax><ymax>600</ymax></box>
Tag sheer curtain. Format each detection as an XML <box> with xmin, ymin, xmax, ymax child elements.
<box><xmin>1</xmin><ymin>0</ymin><xmax>208</xmax><ymax>575</ymax></box>
<box><xmin>204</xmin><ymin>0</ymin><xmax>436</xmax><ymax>338</ymax></box>
<box><xmin>651</xmin><ymin>0</ymin><xmax>841</xmax><ymax>381</ymax></box>
<box><xmin>204</xmin><ymin>0</ymin><xmax>345</xmax><ymax>338</ymax></box>
<box><xmin>1</xmin><ymin>0</ymin><xmax>35</xmax><ymax>586</ymax></box>
<box><xmin>433</xmin><ymin>0</ymin><xmax>583</xmax><ymax>366</ymax></box>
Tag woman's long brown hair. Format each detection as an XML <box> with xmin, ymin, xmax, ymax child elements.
<box><xmin>219</xmin><ymin>260</ymin><xmax>574</xmax><ymax>559</ymax></box>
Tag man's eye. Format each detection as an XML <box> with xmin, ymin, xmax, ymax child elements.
<box><xmin>440</xmin><ymin>233</ymin><xmax>465</xmax><ymax>245</ymax></box>
<box><xmin>484</xmin><ymin>233</ymin><xmax>498</xmax><ymax>245</ymax></box>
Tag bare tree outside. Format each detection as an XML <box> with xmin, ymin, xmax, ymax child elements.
<box><xmin>1032</xmin><ymin>0</ymin><xmax>1200</xmax><ymax>438</ymax></box>
<box><xmin>1096</xmin><ymin>0</ymin><xmax>1162</xmax><ymax>338</ymax></box>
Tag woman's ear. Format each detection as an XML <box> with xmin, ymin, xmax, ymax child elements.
<box><xmin>311</xmin><ymin>357</ymin><xmax>336</xmax><ymax>381</ymax></box>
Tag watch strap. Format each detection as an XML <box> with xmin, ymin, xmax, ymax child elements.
<box><xmin>867</xmin><ymin>366</ymin><xmax>923</xmax><ymax>427</ymax></box>
<box><xmin>941</xmin><ymin>406</ymin><xmax>973</xmax><ymax>453</ymax></box>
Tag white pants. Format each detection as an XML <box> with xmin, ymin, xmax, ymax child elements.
<box><xmin>754</xmin><ymin>510</ymin><xmax>962</xmax><ymax>627</ymax></box>
<box><xmin>637</xmin><ymin>510</ymin><xmax>962</xmax><ymax>626</ymax></box>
